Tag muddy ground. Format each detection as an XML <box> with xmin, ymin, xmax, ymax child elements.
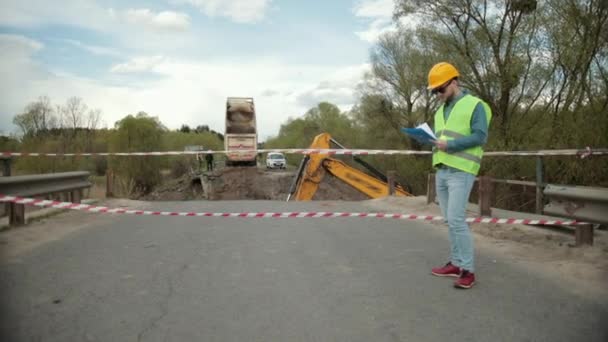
<box><xmin>141</xmin><ymin>167</ymin><xmax>368</xmax><ymax>201</ymax></box>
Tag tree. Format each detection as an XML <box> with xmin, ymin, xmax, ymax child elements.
<box><xmin>12</xmin><ymin>96</ymin><xmax>56</xmax><ymax>137</ymax></box>
<box><xmin>368</xmin><ymin>29</ymin><xmax>437</xmax><ymax>125</ymax></box>
<box><xmin>180</xmin><ymin>124</ymin><xmax>191</xmax><ymax>133</ymax></box>
<box><xmin>541</xmin><ymin>0</ymin><xmax>608</xmax><ymax>131</ymax></box>
<box><xmin>394</xmin><ymin>0</ymin><xmax>546</xmax><ymax>140</ymax></box>
<box><xmin>60</xmin><ymin>97</ymin><xmax>87</xmax><ymax>130</ymax></box>
<box><xmin>393</xmin><ymin>0</ymin><xmax>608</xmax><ymax>144</ymax></box>
<box><xmin>109</xmin><ymin>112</ymin><xmax>165</xmax><ymax>194</ymax></box>
<box><xmin>194</xmin><ymin>125</ymin><xmax>210</xmax><ymax>133</ymax></box>
<box><xmin>87</xmin><ymin>108</ymin><xmax>102</xmax><ymax>130</ymax></box>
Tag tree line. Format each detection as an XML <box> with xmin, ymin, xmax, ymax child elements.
<box><xmin>3</xmin><ymin>97</ymin><xmax>224</xmax><ymax>194</ymax></box>
<box><xmin>2</xmin><ymin>1</ymin><xmax>606</xmax><ymax>204</ymax></box>
<box><xmin>265</xmin><ymin>0</ymin><xmax>607</xmax><ymax>209</ymax></box>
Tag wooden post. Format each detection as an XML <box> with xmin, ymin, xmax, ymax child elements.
<box><xmin>106</xmin><ymin>169</ymin><xmax>114</xmax><ymax>198</ymax></box>
<box><xmin>9</xmin><ymin>203</ymin><xmax>25</xmax><ymax>226</ymax></box>
<box><xmin>478</xmin><ymin>176</ymin><xmax>493</xmax><ymax>217</ymax></box>
<box><xmin>535</xmin><ymin>156</ymin><xmax>544</xmax><ymax>214</ymax></box>
<box><xmin>2</xmin><ymin>157</ymin><xmax>11</xmax><ymax>217</ymax></box>
<box><xmin>71</xmin><ymin>189</ymin><xmax>82</xmax><ymax>203</ymax></box>
<box><xmin>575</xmin><ymin>225</ymin><xmax>594</xmax><ymax>246</ymax></box>
<box><xmin>427</xmin><ymin>173</ymin><xmax>436</xmax><ymax>204</ymax></box>
<box><xmin>387</xmin><ymin>170</ymin><xmax>396</xmax><ymax>196</ymax></box>
<box><xmin>1</xmin><ymin>157</ymin><xmax>11</xmax><ymax>176</ymax></box>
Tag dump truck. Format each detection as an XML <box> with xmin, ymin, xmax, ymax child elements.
<box><xmin>225</xmin><ymin>97</ymin><xmax>257</xmax><ymax>167</ymax></box>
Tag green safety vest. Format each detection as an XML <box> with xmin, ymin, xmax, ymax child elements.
<box><xmin>432</xmin><ymin>94</ymin><xmax>492</xmax><ymax>175</ymax></box>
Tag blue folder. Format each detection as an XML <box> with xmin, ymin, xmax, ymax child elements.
<box><xmin>401</xmin><ymin>127</ymin><xmax>437</xmax><ymax>145</ymax></box>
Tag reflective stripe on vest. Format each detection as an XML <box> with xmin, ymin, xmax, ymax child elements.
<box><xmin>432</xmin><ymin>94</ymin><xmax>492</xmax><ymax>175</ymax></box>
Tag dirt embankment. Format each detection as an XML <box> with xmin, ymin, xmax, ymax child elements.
<box><xmin>141</xmin><ymin>167</ymin><xmax>369</xmax><ymax>201</ymax></box>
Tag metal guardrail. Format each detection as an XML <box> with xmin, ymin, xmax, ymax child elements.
<box><xmin>543</xmin><ymin>185</ymin><xmax>608</xmax><ymax>225</ymax></box>
<box><xmin>426</xmin><ymin>173</ymin><xmax>605</xmax><ymax>245</ymax></box>
<box><xmin>0</xmin><ymin>171</ymin><xmax>91</xmax><ymax>226</ymax></box>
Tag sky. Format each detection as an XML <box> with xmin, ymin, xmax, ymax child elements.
<box><xmin>0</xmin><ymin>0</ymin><xmax>402</xmax><ymax>141</ymax></box>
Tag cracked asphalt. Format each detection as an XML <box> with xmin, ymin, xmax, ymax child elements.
<box><xmin>1</xmin><ymin>200</ymin><xmax>607</xmax><ymax>341</ymax></box>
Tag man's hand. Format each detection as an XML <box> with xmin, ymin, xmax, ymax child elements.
<box><xmin>434</xmin><ymin>139</ymin><xmax>448</xmax><ymax>151</ymax></box>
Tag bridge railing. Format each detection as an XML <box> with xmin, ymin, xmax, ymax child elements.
<box><xmin>0</xmin><ymin>171</ymin><xmax>91</xmax><ymax>226</ymax></box>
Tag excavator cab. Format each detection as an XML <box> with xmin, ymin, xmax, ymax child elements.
<box><xmin>287</xmin><ymin>133</ymin><xmax>412</xmax><ymax>201</ymax></box>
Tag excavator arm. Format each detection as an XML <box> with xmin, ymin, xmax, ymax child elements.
<box><xmin>288</xmin><ymin>133</ymin><xmax>332</xmax><ymax>201</ymax></box>
<box><xmin>321</xmin><ymin>158</ymin><xmax>411</xmax><ymax>198</ymax></box>
<box><xmin>287</xmin><ymin>133</ymin><xmax>412</xmax><ymax>201</ymax></box>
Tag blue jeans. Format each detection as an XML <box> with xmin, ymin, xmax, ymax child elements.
<box><xmin>435</xmin><ymin>167</ymin><xmax>476</xmax><ymax>272</ymax></box>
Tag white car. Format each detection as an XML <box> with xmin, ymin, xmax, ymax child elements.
<box><xmin>266</xmin><ymin>152</ymin><xmax>286</xmax><ymax>169</ymax></box>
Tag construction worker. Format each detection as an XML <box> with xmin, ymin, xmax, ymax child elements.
<box><xmin>427</xmin><ymin>62</ymin><xmax>492</xmax><ymax>289</ymax></box>
<box><xmin>205</xmin><ymin>153</ymin><xmax>214</xmax><ymax>171</ymax></box>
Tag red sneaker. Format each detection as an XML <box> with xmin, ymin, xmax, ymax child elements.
<box><xmin>431</xmin><ymin>262</ymin><xmax>461</xmax><ymax>277</ymax></box>
<box><xmin>454</xmin><ymin>270</ymin><xmax>476</xmax><ymax>289</ymax></box>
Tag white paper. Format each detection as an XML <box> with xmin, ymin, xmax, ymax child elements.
<box><xmin>417</xmin><ymin>123</ymin><xmax>437</xmax><ymax>140</ymax></box>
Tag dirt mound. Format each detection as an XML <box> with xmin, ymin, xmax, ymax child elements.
<box><xmin>313</xmin><ymin>172</ymin><xmax>369</xmax><ymax>201</ymax></box>
<box><xmin>206</xmin><ymin>167</ymin><xmax>368</xmax><ymax>201</ymax></box>
<box><xmin>139</xmin><ymin>174</ymin><xmax>204</xmax><ymax>201</ymax></box>
<box><xmin>141</xmin><ymin>167</ymin><xmax>371</xmax><ymax>201</ymax></box>
<box><xmin>208</xmin><ymin>167</ymin><xmax>291</xmax><ymax>200</ymax></box>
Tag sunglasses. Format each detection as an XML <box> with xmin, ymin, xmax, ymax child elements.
<box><xmin>431</xmin><ymin>79</ymin><xmax>453</xmax><ymax>95</ymax></box>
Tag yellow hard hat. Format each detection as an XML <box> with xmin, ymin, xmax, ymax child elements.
<box><xmin>427</xmin><ymin>62</ymin><xmax>460</xmax><ymax>90</ymax></box>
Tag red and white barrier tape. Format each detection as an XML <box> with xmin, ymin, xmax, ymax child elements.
<box><xmin>1</xmin><ymin>147</ymin><xmax>607</xmax><ymax>158</ymax></box>
<box><xmin>0</xmin><ymin>195</ymin><xmax>587</xmax><ymax>226</ymax></box>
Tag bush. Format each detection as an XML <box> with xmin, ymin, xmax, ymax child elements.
<box><xmin>170</xmin><ymin>157</ymin><xmax>192</xmax><ymax>178</ymax></box>
<box><xmin>109</xmin><ymin>112</ymin><xmax>164</xmax><ymax>194</ymax></box>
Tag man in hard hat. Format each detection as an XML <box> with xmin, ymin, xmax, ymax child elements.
<box><xmin>427</xmin><ymin>62</ymin><xmax>492</xmax><ymax>289</ymax></box>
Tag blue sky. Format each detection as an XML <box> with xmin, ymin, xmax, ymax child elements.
<box><xmin>0</xmin><ymin>0</ymin><xmax>399</xmax><ymax>140</ymax></box>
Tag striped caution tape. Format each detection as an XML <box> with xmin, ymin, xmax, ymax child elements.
<box><xmin>1</xmin><ymin>147</ymin><xmax>606</xmax><ymax>157</ymax></box>
<box><xmin>0</xmin><ymin>195</ymin><xmax>587</xmax><ymax>226</ymax></box>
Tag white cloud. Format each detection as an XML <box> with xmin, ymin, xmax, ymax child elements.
<box><xmin>261</xmin><ymin>89</ymin><xmax>279</xmax><ymax>97</ymax></box>
<box><xmin>296</xmin><ymin>64</ymin><xmax>370</xmax><ymax>108</ymax></box>
<box><xmin>0</xmin><ymin>37</ymin><xmax>367</xmax><ymax>140</ymax></box>
<box><xmin>173</xmin><ymin>0</ymin><xmax>273</xmax><ymax>23</ymax></box>
<box><xmin>110</xmin><ymin>56</ymin><xmax>167</xmax><ymax>73</ymax></box>
<box><xmin>355</xmin><ymin>18</ymin><xmax>396</xmax><ymax>43</ymax></box>
<box><xmin>0</xmin><ymin>0</ymin><xmax>112</xmax><ymax>31</ymax></box>
<box><xmin>353</xmin><ymin>0</ymin><xmax>397</xmax><ymax>43</ymax></box>
<box><xmin>353</xmin><ymin>0</ymin><xmax>422</xmax><ymax>43</ymax></box>
<box><xmin>353</xmin><ymin>0</ymin><xmax>395</xmax><ymax>18</ymax></box>
<box><xmin>0</xmin><ymin>35</ymin><xmax>50</xmax><ymax>130</ymax></box>
<box><xmin>0</xmin><ymin>34</ymin><xmax>43</xmax><ymax>57</ymax></box>
<box><xmin>0</xmin><ymin>1</ymin><xmax>191</xmax><ymax>32</ymax></box>
<box><xmin>120</xmin><ymin>9</ymin><xmax>191</xmax><ymax>31</ymax></box>
<box><xmin>61</xmin><ymin>39</ymin><xmax>121</xmax><ymax>57</ymax></box>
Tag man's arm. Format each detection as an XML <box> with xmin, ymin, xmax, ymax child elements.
<box><xmin>445</xmin><ymin>103</ymin><xmax>488</xmax><ymax>153</ymax></box>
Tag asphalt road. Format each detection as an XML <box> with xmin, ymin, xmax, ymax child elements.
<box><xmin>1</xmin><ymin>200</ymin><xmax>607</xmax><ymax>341</ymax></box>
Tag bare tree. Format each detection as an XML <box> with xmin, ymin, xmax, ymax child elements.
<box><xmin>392</xmin><ymin>0</ymin><xmax>607</xmax><ymax>145</ymax></box>
<box><xmin>60</xmin><ymin>97</ymin><xmax>88</xmax><ymax>130</ymax></box>
<box><xmin>12</xmin><ymin>96</ymin><xmax>57</xmax><ymax>137</ymax></box>
<box><xmin>394</xmin><ymin>0</ymin><xmax>546</xmax><ymax>140</ymax></box>
<box><xmin>368</xmin><ymin>29</ymin><xmax>440</xmax><ymax>126</ymax></box>
<box><xmin>87</xmin><ymin>108</ymin><xmax>102</xmax><ymax>130</ymax></box>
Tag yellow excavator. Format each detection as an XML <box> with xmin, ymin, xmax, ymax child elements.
<box><xmin>287</xmin><ymin>133</ymin><xmax>412</xmax><ymax>201</ymax></box>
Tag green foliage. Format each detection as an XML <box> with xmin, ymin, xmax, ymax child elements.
<box><xmin>161</xmin><ymin>130</ymin><xmax>224</xmax><ymax>176</ymax></box>
<box><xmin>0</xmin><ymin>135</ymin><xmax>19</xmax><ymax>152</ymax></box>
<box><xmin>350</xmin><ymin>94</ymin><xmax>433</xmax><ymax>194</ymax></box>
<box><xmin>265</xmin><ymin>102</ymin><xmax>361</xmax><ymax>166</ymax></box>
<box><xmin>179</xmin><ymin>124</ymin><xmax>191</xmax><ymax>133</ymax></box>
<box><xmin>108</xmin><ymin>112</ymin><xmax>164</xmax><ymax>194</ymax></box>
<box><xmin>162</xmin><ymin>130</ymin><xmax>223</xmax><ymax>151</ymax></box>
<box><xmin>7</xmin><ymin>0</ymin><xmax>608</xmax><ymax>202</ymax></box>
